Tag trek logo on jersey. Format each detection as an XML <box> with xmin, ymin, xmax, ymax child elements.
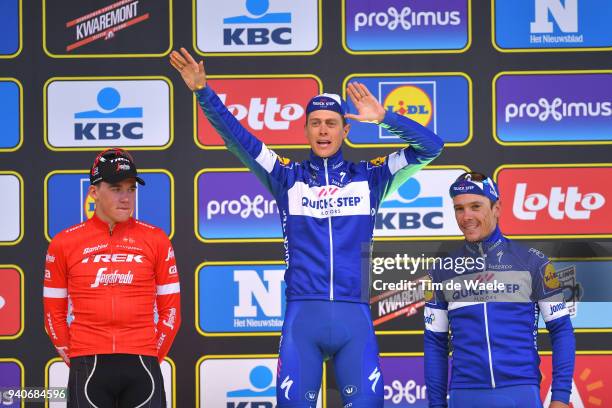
<box><xmin>0</xmin><ymin>360</ymin><xmax>22</xmax><ymax>407</ymax></box>
<box><xmin>47</xmin><ymin>358</ymin><xmax>175</xmax><ymax>406</ymax></box>
<box><xmin>0</xmin><ymin>268</ymin><xmax>22</xmax><ymax>338</ymax></box>
<box><xmin>495</xmin><ymin>72</ymin><xmax>612</xmax><ymax>143</ymax></box>
<box><xmin>197</xmin><ymin>263</ymin><xmax>286</xmax><ymax>335</ymax></box>
<box><xmin>195</xmin><ymin>0</ymin><xmax>320</xmax><ymax>54</ymax></box>
<box><xmin>0</xmin><ymin>80</ymin><xmax>21</xmax><ymax>151</ymax></box>
<box><xmin>493</xmin><ymin>0</ymin><xmax>612</xmax><ymax>50</ymax></box>
<box><xmin>43</xmin><ymin>0</ymin><xmax>170</xmax><ymax>56</ymax></box>
<box><xmin>540</xmin><ymin>354</ymin><xmax>612</xmax><ymax>406</ymax></box>
<box><xmin>374</xmin><ymin>169</ymin><xmax>464</xmax><ymax>238</ymax></box>
<box><xmin>0</xmin><ymin>173</ymin><xmax>22</xmax><ymax>244</ymax></box>
<box><xmin>196</xmin><ymin>77</ymin><xmax>319</xmax><ymax>148</ymax></box>
<box><xmin>196</xmin><ymin>171</ymin><xmax>281</xmax><ymax>241</ymax></box>
<box><xmin>45</xmin><ymin>171</ymin><xmax>173</xmax><ymax>241</ymax></box>
<box><xmin>82</xmin><ymin>254</ymin><xmax>144</xmax><ymax>263</ymax></box>
<box><xmin>380</xmin><ymin>355</ymin><xmax>437</xmax><ymax>407</ymax></box>
<box><xmin>198</xmin><ymin>357</ymin><xmax>324</xmax><ymax>407</ymax></box>
<box><xmin>497</xmin><ymin>166</ymin><xmax>612</xmax><ymax>236</ymax></box>
<box><xmin>344</xmin><ymin>0</ymin><xmax>469</xmax><ymax>52</ymax></box>
<box><xmin>45</xmin><ymin>79</ymin><xmax>171</xmax><ymax>149</ymax></box>
<box><xmin>0</xmin><ymin>0</ymin><xmax>19</xmax><ymax>56</ymax></box>
<box><xmin>345</xmin><ymin>75</ymin><xmax>471</xmax><ymax>146</ymax></box>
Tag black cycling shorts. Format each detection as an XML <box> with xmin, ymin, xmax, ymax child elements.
<box><xmin>68</xmin><ymin>354</ymin><xmax>166</xmax><ymax>408</ymax></box>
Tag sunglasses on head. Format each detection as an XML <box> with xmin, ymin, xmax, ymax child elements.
<box><xmin>455</xmin><ymin>172</ymin><xmax>489</xmax><ymax>182</ymax></box>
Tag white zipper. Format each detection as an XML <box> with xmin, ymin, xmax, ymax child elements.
<box><xmin>478</xmin><ymin>242</ymin><xmax>495</xmax><ymax>388</ymax></box>
<box><xmin>324</xmin><ymin>158</ymin><xmax>334</xmax><ymax>301</ymax></box>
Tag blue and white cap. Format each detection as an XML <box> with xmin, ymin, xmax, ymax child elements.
<box><xmin>305</xmin><ymin>93</ymin><xmax>348</xmax><ymax>117</ymax></box>
<box><xmin>449</xmin><ymin>172</ymin><xmax>500</xmax><ymax>202</ymax></box>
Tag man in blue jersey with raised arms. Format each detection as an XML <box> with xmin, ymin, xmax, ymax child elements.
<box><xmin>170</xmin><ymin>47</ymin><xmax>443</xmax><ymax>407</ymax></box>
<box><xmin>424</xmin><ymin>172</ymin><xmax>575</xmax><ymax>408</ymax></box>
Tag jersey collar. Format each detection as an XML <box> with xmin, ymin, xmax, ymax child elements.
<box><xmin>309</xmin><ymin>148</ymin><xmax>344</xmax><ymax>170</ymax></box>
<box><xmin>89</xmin><ymin>213</ymin><xmax>133</xmax><ymax>235</ymax></box>
<box><xmin>465</xmin><ymin>225</ymin><xmax>505</xmax><ymax>254</ymax></box>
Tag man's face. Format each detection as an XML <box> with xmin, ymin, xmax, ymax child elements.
<box><xmin>453</xmin><ymin>194</ymin><xmax>500</xmax><ymax>242</ymax></box>
<box><xmin>304</xmin><ymin>110</ymin><xmax>350</xmax><ymax>158</ymax></box>
<box><xmin>88</xmin><ymin>178</ymin><xmax>137</xmax><ymax>225</ymax></box>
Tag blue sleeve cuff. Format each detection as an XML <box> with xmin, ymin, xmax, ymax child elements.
<box><xmin>552</xmin><ymin>389</ymin><xmax>571</xmax><ymax>404</ymax></box>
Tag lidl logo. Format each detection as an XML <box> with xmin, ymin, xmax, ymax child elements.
<box><xmin>195</xmin><ymin>0</ymin><xmax>320</xmax><ymax>54</ymax></box>
<box><xmin>345</xmin><ymin>75</ymin><xmax>471</xmax><ymax>146</ymax></box>
<box><xmin>45</xmin><ymin>170</ymin><xmax>173</xmax><ymax>241</ymax></box>
<box><xmin>493</xmin><ymin>0</ymin><xmax>612</xmax><ymax>51</ymax></box>
<box><xmin>197</xmin><ymin>262</ymin><xmax>286</xmax><ymax>335</ymax></box>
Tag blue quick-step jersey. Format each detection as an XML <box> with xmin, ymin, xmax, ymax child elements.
<box><xmin>424</xmin><ymin>226</ymin><xmax>575</xmax><ymax>407</ymax></box>
<box><xmin>196</xmin><ymin>86</ymin><xmax>443</xmax><ymax>303</ymax></box>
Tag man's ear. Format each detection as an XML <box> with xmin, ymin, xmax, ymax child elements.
<box><xmin>88</xmin><ymin>184</ymin><xmax>98</xmax><ymax>200</ymax></box>
<box><xmin>493</xmin><ymin>200</ymin><xmax>502</xmax><ymax>220</ymax></box>
<box><xmin>343</xmin><ymin>123</ymin><xmax>351</xmax><ymax>140</ymax></box>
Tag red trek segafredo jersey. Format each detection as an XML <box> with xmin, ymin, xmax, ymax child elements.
<box><xmin>43</xmin><ymin>214</ymin><xmax>181</xmax><ymax>363</ymax></box>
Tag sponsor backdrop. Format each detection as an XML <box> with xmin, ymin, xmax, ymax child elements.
<box><xmin>0</xmin><ymin>0</ymin><xmax>610</xmax><ymax>406</ymax></box>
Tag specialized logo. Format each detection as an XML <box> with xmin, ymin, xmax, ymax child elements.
<box><xmin>345</xmin><ymin>75</ymin><xmax>471</xmax><ymax>146</ymax></box>
<box><xmin>493</xmin><ymin>0</ymin><xmax>612</xmax><ymax>50</ymax></box>
<box><xmin>195</xmin><ymin>0</ymin><xmax>320</xmax><ymax>54</ymax></box>
<box><xmin>197</xmin><ymin>171</ymin><xmax>282</xmax><ymax>241</ymax></box>
<box><xmin>0</xmin><ymin>81</ymin><xmax>20</xmax><ymax>150</ymax></box>
<box><xmin>495</xmin><ymin>72</ymin><xmax>612</xmax><ymax>143</ymax></box>
<box><xmin>45</xmin><ymin>171</ymin><xmax>173</xmax><ymax>240</ymax></box>
<box><xmin>380</xmin><ymin>355</ymin><xmax>432</xmax><ymax>405</ymax></box>
<box><xmin>375</xmin><ymin>169</ymin><xmax>464</xmax><ymax>238</ymax></box>
<box><xmin>0</xmin><ymin>174</ymin><xmax>22</xmax><ymax>244</ymax></box>
<box><xmin>344</xmin><ymin>0</ymin><xmax>469</xmax><ymax>52</ymax></box>
<box><xmin>280</xmin><ymin>376</ymin><xmax>293</xmax><ymax>400</ymax></box>
<box><xmin>0</xmin><ymin>0</ymin><xmax>19</xmax><ymax>56</ymax></box>
<box><xmin>47</xmin><ymin>359</ymin><xmax>174</xmax><ymax>406</ymax></box>
<box><xmin>540</xmin><ymin>354</ymin><xmax>612</xmax><ymax>406</ymax></box>
<box><xmin>0</xmin><ymin>268</ymin><xmax>22</xmax><ymax>338</ymax></box>
<box><xmin>46</xmin><ymin>79</ymin><xmax>171</xmax><ymax>149</ymax></box>
<box><xmin>498</xmin><ymin>166</ymin><xmax>612</xmax><ymax>236</ymax></box>
<box><xmin>196</xmin><ymin>77</ymin><xmax>319</xmax><ymax>148</ymax></box>
<box><xmin>198</xmin><ymin>358</ymin><xmax>324</xmax><ymax>407</ymax></box>
<box><xmin>368</xmin><ymin>367</ymin><xmax>381</xmax><ymax>393</ymax></box>
<box><xmin>43</xmin><ymin>0</ymin><xmax>171</xmax><ymax>56</ymax></box>
<box><xmin>197</xmin><ymin>263</ymin><xmax>286</xmax><ymax>335</ymax></box>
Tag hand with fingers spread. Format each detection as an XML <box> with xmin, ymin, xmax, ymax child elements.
<box><xmin>169</xmin><ymin>47</ymin><xmax>207</xmax><ymax>91</ymax></box>
<box><xmin>345</xmin><ymin>82</ymin><xmax>386</xmax><ymax>124</ymax></box>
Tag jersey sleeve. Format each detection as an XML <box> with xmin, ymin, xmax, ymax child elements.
<box><xmin>43</xmin><ymin>238</ymin><xmax>71</xmax><ymax>365</ymax></box>
<box><xmin>366</xmin><ymin>110</ymin><xmax>444</xmax><ymax>204</ymax></box>
<box><xmin>423</xmin><ymin>271</ymin><xmax>449</xmax><ymax>408</ymax></box>
<box><xmin>195</xmin><ymin>86</ymin><xmax>296</xmax><ymax>198</ymax></box>
<box><xmin>533</xmin><ymin>259</ymin><xmax>575</xmax><ymax>404</ymax></box>
<box><xmin>153</xmin><ymin>230</ymin><xmax>181</xmax><ymax>362</ymax></box>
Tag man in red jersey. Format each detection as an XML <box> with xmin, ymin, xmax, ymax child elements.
<box><xmin>43</xmin><ymin>148</ymin><xmax>181</xmax><ymax>407</ymax></box>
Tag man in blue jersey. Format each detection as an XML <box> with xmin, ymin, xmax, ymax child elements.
<box><xmin>170</xmin><ymin>48</ymin><xmax>443</xmax><ymax>407</ymax></box>
<box><xmin>424</xmin><ymin>172</ymin><xmax>575</xmax><ymax>408</ymax></box>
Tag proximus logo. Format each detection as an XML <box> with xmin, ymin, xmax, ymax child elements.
<box><xmin>505</xmin><ymin>98</ymin><xmax>611</xmax><ymax>123</ymax></box>
<box><xmin>354</xmin><ymin>7</ymin><xmax>461</xmax><ymax>32</ymax></box>
<box><xmin>207</xmin><ymin>195</ymin><xmax>278</xmax><ymax>219</ymax></box>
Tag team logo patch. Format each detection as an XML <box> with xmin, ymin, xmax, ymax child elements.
<box><xmin>278</xmin><ymin>156</ymin><xmax>291</xmax><ymax>166</ymax></box>
<box><xmin>543</xmin><ymin>263</ymin><xmax>560</xmax><ymax>289</ymax></box>
<box><xmin>369</xmin><ymin>156</ymin><xmax>387</xmax><ymax>167</ymax></box>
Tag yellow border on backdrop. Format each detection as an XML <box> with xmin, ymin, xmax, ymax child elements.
<box><xmin>43</xmin><ymin>169</ymin><xmax>175</xmax><ymax>242</ymax></box>
<box><xmin>194</xmin><ymin>166</ymin><xmax>470</xmax><ymax>243</ymax></box>
<box><xmin>490</xmin><ymin>0</ymin><xmax>612</xmax><ymax>53</ymax></box>
<box><xmin>192</xmin><ymin>74</ymin><xmax>323</xmax><ymax>150</ymax></box>
<box><xmin>42</xmin><ymin>76</ymin><xmax>174</xmax><ymax>151</ymax></box>
<box><xmin>44</xmin><ymin>357</ymin><xmax>176</xmax><ymax>407</ymax></box>
<box><xmin>0</xmin><ymin>78</ymin><xmax>24</xmax><ymax>152</ymax></box>
<box><xmin>192</xmin><ymin>0</ymin><xmax>323</xmax><ymax>57</ymax></box>
<box><xmin>0</xmin><ymin>171</ymin><xmax>24</xmax><ymax>246</ymax></box>
<box><xmin>0</xmin><ymin>265</ymin><xmax>25</xmax><ymax>340</ymax></box>
<box><xmin>492</xmin><ymin>70</ymin><xmax>612</xmax><ymax>146</ymax></box>
<box><xmin>341</xmin><ymin>0</ymin><xmax>472</xmax><ymax>55</ymax></box>
<box><xmin>0</xmin><ymin>0</ymin><xmax>22</xmax><ymax>59</ymax></box>
<box><xmin>194</xmin><ymin>260</ymin><xmax>285</xmax><ymax>337</ymax></box>
<box><xmin>195</xmin><ymin>354</ymin><xmax>327</xmax><ymax>408</ymax></box>
<box><xmin>193</xmin><ymin>168</ymin><xmax>283</xmax><ymax>244</ymax></box>
<box><xmin>41</xmin><ymin>0</ymin><xmax>173</xmax><ymax>58</ymax></box>
<box><xmin>493</xmin><ymin>163</ymin><xmax>612</xmax><ymax>239</ymax></box>
<box><xmin>341</xmin><ymin>72</ymin><xmax>473</xmax><ymax>148</ymax></box>
<box><xmin>0</xmin><ymin>358</ymin><xmax>25</xmax><ymax>407</ymax></box>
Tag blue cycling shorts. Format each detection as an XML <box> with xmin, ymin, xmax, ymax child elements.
<box><xmin>276</xmin><ymin>300</ymin><xmax>384</xmax><ymax>408</ymax></box>
<box><xmin>449</xmin><ymin>385</ymin><xmax>543</xmax><ymax>408</ymax></box>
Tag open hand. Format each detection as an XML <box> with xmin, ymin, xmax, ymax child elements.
<box><xmin>169</xmin><ymin>47</ymin><xmax>206</xmax><ymax>91</ymax></box>
<box><xmin>345</xmin><ymin>82</ymin><xmax>386</xmax><ymax>123</ymax></box>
